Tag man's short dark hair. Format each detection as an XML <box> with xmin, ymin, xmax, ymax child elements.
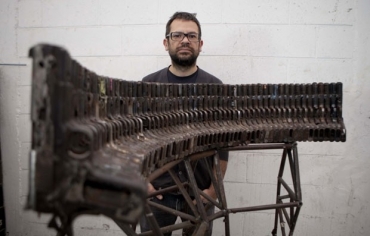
<box><xmin>165</xmin><ymin>12</ymin><xmax>202</xmax><ymax>39</ymax></box>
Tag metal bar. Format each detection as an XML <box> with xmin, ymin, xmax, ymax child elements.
<box><xmin>278</xmin><ymin>194</ymin><xmax>291</xmax><ymax>200</ymax></box>
<box><xmin>293</xmin><ymin>145</ymin><xmax>302</xmax><ymax>201</ymax></box>
<box><xmin>201</xmin><ymin>152</ymin><xmax>223</xmax><ymax>209</ymax></box>
<box><xmin>147</xmin><ymin>200</ymin><xmax>197</xmax><ymax>223</ymax></box>
<box><xmin>273</xmin><ymin>145</ymin><xmax>288</xmax><ymax>234</ymax></box>
<box><xmin>183</xmin><ymin>158</ymin><xmax>209</xmax><ymax>223</ymax></box>
<box><xmin>290</xmin><ymin>204</ymin><xmax>302</xmax><ymax>234</ymax></box>
<box><xmin>168</xmin><ymin>169</ymin><xmax>199</xmax><ymax>218</ymax></box>
<box><xmin>278</xmin><ymin>208</ymin><xmax>287</xmax><ymax>236</ymax></box>
<box><xmin>142</xmin><ymin>204</ymin><xmax>163</xmax><ymax>236</ymax></box>
<box><xmin>278</xmin><ymin>147</ymin><xmax>288</xmax><ymax>178</ymax></box>
<box><xmin>228</xmin><ymin>202</ymin><xmax>302</xmax><ymax>214</ymax></box>
<box><xmin>147</xmin><ymin>184</ymin><xmax>185</xmax><ymax>198</ymax></box>
<box><xmin>222</xmin><ymin>143</ymin><xmax>293</xmax><ymax>151</ymax></box>
<box><xmin>138</xmin><ymin>221</ymin><xmax>194</xmax><ymax>236</ymax></box>
<box><xmin>0</xmin><ymin>63</ymin><xmax>27</xmax><ymax>66</ymax></box>
<box><xmin>199</xmin><ymin>190</ymin><xmax>222</xmax><ymax>209</ymax></box>
<box><xmin>147</xmin><ymin>150</ymin><xmax>216</xmax><ymax>182</ymax></box>
<box><xmin>289</xmin><ymin>145</ymin><xmax>302</xmax><ymax>235</ymax></box>
<box><xmin>281</xmin><ymin>206</ymin><xmax>291</xmax><ymax>229</ymax></box>
<box><xmin>208</xmin><ymin>201</ymin><xmax>302</xmax><ymax>223</ymax></box>
<box><xmin>214</xmin><ymin>152</ymin><xmax>230</xmax><ymax>236</ymax></box>
<box><xmin>287</xmin><ymin>148</ymin><xmax>298</xmax><ymax>198</ymax></box>
<box><xmin>279</xmin><ymin>177</ymin><xmax>297</xmax><ymax>201</ymax></box>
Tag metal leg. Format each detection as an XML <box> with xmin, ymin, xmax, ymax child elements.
<box><xmin>272</xmin><ymin>142</ymin><xmax>302</xmax><ymax>236</ymax></box>
<box><xmin>183</xmin><ymin>158</ymin><xmax>209</xmax><ymax>235</ymax></box>
<box><xmin>213</xmin><ymin>152</ymin><xmax>230</xmax><ymax>236</ymax></box>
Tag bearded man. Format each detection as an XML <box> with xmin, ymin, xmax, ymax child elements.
<box><xmin>140</xmin><ymin>11</ymin><xmax>229</xmax><ymax>236</ymax></box>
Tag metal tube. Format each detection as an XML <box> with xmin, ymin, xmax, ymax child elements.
<box><xmin>293</xmin><ymin>145</ymin><xmax>302</xmax><ymax>201</ymax></box>
<box><xmin>138</xmin><ymin>221</ymin><xmax>194</xmax><ymax>236</ymax></box>
<box><xmin>214</xmin><ymin>152</ymin><xmax>230</xmax><ymax>236</ymax></box>
<box><xmin>281</xmin><ymin>207</ymin><xmax>291</xmax><ymax>229</ymax></box>
<box><xmin>142</xmin><ymin>203</ymin><xmax>163</xmax><ymax>236</ymax></box>
<box><xmin>183</xmin><ymin>158</ymin><xmax>209</xmax><ymax>221</ymax></box>
<box><xmin>229</xmin><ymin>202</ymin><xmax>301</xmax><ymax>214</ymax></box>
<box><xmin>202</xmin><ymin>153</ymin><xmax>223</xmax><ymax>209</ymax></box>
<box><xmin>222</xmin><ymin>143</ymin><xmax>294</xmax><ymax>151</ymax></box>
<box><xmin>279</xmin><ymin>177</ymin><xmax>297</xmax><ymax>201</ymax></box>
<box><xmin>278</xmin><ymin>208</ymin><xmax>287</xmax><ymax>236</ymax></box>
<box><xmin>168</xmin><ymin>169</ymin><xmax>199</xmax><ymax>218</ymax></box>
<box><xmin>147</xmin><ymin>150</ymin><xmax>216</xmax><ymax>182</ymax></box>
<box><xmin>147</xmin><ymin>200</ymin><xmax>197</xmax><ymax>222</ymax></box>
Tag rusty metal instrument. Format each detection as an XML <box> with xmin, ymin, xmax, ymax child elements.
<box><xmin>27</xmin><ymin>44</ymin><xmax>346</xmax><ymax>236</ymax></box>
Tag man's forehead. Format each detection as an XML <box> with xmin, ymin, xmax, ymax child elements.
<box><xmin>170</xmin><ymin>19</ymin><xmax>199</xmax><ymax>33</ymax></box>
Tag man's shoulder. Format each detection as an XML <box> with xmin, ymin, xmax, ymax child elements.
<box><xmin>142</xmin><ymin>67</ymin><xmax>224</xmax><ymax>84</ymax></box>
<box><xmin>197</xmin><ymin>68</ymin><xmax>223</xmax><ymax>84</ymax></box>
<box><xmin>142</xmin><ymin>68</ymin><xmax>168</xmax><ymax>82</ymax></box>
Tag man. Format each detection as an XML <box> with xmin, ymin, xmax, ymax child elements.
<box><xmin>140</xmin><ymin>12</ymin><xmax>229</xmax><ymax>236</ymax></box>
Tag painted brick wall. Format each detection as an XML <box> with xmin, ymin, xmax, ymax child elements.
<box><xmin>1</xmin><ymin>0</ymin><xmax>369</xmax><ymax>235</ymax></box>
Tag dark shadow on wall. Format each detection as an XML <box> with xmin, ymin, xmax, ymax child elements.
<box><xmin>0</xmin><ymin>68</ymin><xmax>7</xmax><ymax>236</ymax></box>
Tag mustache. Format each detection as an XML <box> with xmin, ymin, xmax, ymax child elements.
<box><xmin>176</xmin><ymin>45</ymin><xmax>194</xmax><ymax>52</ymax></box>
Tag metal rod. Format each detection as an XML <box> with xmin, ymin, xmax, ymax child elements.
<box><xmin>287</xmin><ymin>148</ymin><xmax>297</xmax><ymax>198</ymax></box>
<box><xmin>147</xmin><ymin>200</ymin><xmax>197</xmax><ymax>222</ymax></box>
<box><xmin>279</xmin><ymin>177</ymin><xmax>297</xmax><ymax>201</ymax></box>
<box><xmin>293</xmin><ymin>145</ymin><xmax>302</xmax><ymax>201</ymax></box>
<box><xmin>273</xmin><ymin>146</ymin><xmax>288</xmax><ymax>234</ymax></box>
<box><xmin>290</xmin><ymin>205</ymin><xmax>302</xmax><ymax>234</ymax></box>
<box><xmin>228</xmin><ymin>202</ymin><xmax>301</xmax><ymax>214</ymax></box>
<box><xmin>279</xmin><ymin>208</ymin><xmax>287</xmax><ymax>236</ymax></box>
<box><xmin>148</xmin><ymin>184</ymin><xmax>185</xmax><ymax>198</ymax></box>
<box><xmin>168</xmin><ymin>169</ymin><xmax>199</xmax><ymax>218</ymax></box>
<box><xmin>214</xmin><ymin>152</ymin><xmax>230</xmax><ymax>236</ymax></box>
<box><xmin>147</xmin><ymin>150</ymin><xmax>216</xmax><ymax>182</ymax></box>
<box><xmin>0</xmin><ymin>63</ymin><xmax>27</xmax><ymax>66</ymax></box>
<box><xmin>281</xmin><ymin>206</ymin><xmax>291</xmax><ymax>229</ymax></box>
<box><xmin>222</xmin><ymin>143</ymin><xmax>294</xmax><ymax>151</ymax></box>
<box><xmin>138</xmin><ymin>221</ymin><xmax>194</xmax><ymax>236</ymax></box>
<box><xmin>278</xmin><ymin>194</ymin><xmax>291</xmax><ymax>200</ymax></box>
<box><xmin>143</xmin><ymin>203</ymin><xmax>163</xmax><ymax>236</ymax></box>
<box><xmin>183</xmin><ymin>158</ymin><xmax>209</xmax><ymax>222</ymax></box>
<box><xmin>199</xmin><ymin>190</ymin><xmax>222</xmax><ymax>209</ymax></box>
<box><xmin>146</xmin><ymin>159</ymin><xmax>182</xmax><ymax>182</ymax></box>
<box><xmin>202</xmin><ymin>153</ymin><xmax>223</xmax><ymax>209</ymax></box>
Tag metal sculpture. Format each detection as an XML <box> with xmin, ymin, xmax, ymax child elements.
<box><xmin>27</xmin><ymin>44</ymin><xmax>346</xmax><ymax>236</ymax></box>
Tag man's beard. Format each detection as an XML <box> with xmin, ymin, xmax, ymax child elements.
<box><xmin>169</xmin><ymin>46</ymin><xmax>199</xmax><ymax>67</ymax></box>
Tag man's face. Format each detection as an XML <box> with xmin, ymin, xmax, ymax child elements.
<box><xmin>164</xmin><ymin>19</ymin><xmax>203</xmax><ymax>67</ymax></box>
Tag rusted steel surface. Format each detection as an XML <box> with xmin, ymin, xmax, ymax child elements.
<box><xmin>27</xmin><ymin>44</ymin><xmax>346</xmax><ymax>235</ymax></box>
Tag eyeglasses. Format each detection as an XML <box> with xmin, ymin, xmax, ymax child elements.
<box><xmin>166</xmin><ymin>32</ymin><xmax>200</xmax><ymax>42</ymax></box>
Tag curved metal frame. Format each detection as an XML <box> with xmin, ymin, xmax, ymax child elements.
<box><xmin>116</xmin><ymin>142</ymin><xmax>302</xmax><ymax>236</ymax></box>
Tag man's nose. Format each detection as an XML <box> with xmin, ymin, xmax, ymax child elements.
<box><xmin>181</xmin><ymin>35</ymin><xmax>190</xmax><ymax>43</ymax></box>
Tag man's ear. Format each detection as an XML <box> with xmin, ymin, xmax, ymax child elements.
<box><xmin>163</xmin><ymin>38</ymin><xmax>169</xmax><ymax>51</ymax></box>
<box><xmin>199</xmin><ymin>39</ymin><xmax>204</xmax><ymax>52</ymax></box>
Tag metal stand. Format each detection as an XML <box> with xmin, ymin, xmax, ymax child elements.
<box><xmin>226</xmin><ymin>142</ymin><xmax>302</xmax><ymax>236</ymax></box>
<box><xmin>118</xmin><ymin>142</ymin><xmax>302</xmax><ymax>236</ymax></box>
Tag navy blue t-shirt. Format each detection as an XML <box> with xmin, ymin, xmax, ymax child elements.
<box><xmin>167</xmin><ymin>69</ymin><xmax>198</xmax><ymax>84</ymax></box>
<box><xmin>142</xmin><ymin>67</ymin><xmax>229</xmax><ymax>191</ymax></box>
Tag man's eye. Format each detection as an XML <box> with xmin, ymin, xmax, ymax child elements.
<box><xmin>172</xmin><ymin>33</ymin><xmax>182</xmax><ymax>38</ymax></box>
<box><xmin>188</xmin><ymin>34</ymin><xmax>197</xmax><ymax>39</ymax></box>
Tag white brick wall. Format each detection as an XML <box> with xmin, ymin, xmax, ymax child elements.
<box><xmin>1</xmin><ymin>0</ymin><xmax>370</xmax><ymax>235</ymax></box>
<box><xmin>18</xmin><ymin>27</ymin><xmax>123</xmax><ymax>57</ymax></box>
